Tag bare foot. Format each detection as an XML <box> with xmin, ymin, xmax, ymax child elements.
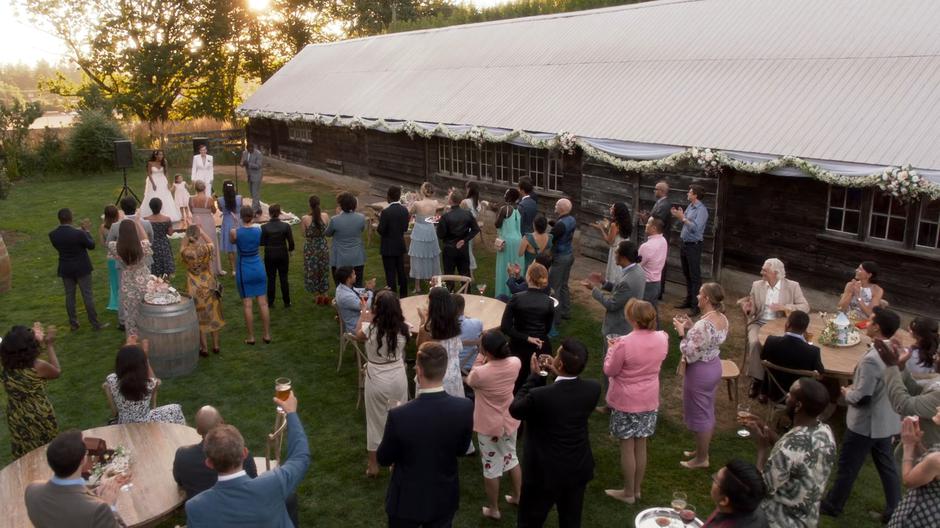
<box><xmin>505</xmin><ymin>495</ymin><xmax>519</xmax><ymax>505</ymax></box>
<box><xmin>683</xmin><ymin>450</ymin><xmax>697</xmax><ymax>458</ymax></box>
<box><xmin>604</xmin><ymin>489</ymin><xmax>636</xmax><ymax>504</ymax></box>
<box><xmin>680</xmin><ymin>458</ymin><xmax>709</xmax><ymax>469</ymax></box>
<box><xmin>482</xmin><ymin>506</ymin><xmax>501</xmax><ymax>520</ymax></box>
<box><xmin>365</xmin><ymin>466</ymin><xmax>379</xmax><ymax>478</ymax></box>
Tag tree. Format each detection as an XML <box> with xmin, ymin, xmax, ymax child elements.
<box><xmin>0</xmin><ymin>98</ymin><xmax>43</xmax><ymax>180</ymax></box>
<box><xmin>339</xmin><ymin>0</ymin><xmax>458</xmax><ymax>37</ymax></box>
<box><xmin>22</xmin><ymin>0</ymin><xmax>242</xmax><ymax>124</ymax></box>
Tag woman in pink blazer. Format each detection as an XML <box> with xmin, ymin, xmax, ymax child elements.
<box><xmin>602</xmin><ymin>299</ymin><xmax>668</xmax><ymax>504</ymax></box>
<box><xmin>466</xmin><ymin>330</ymin><xmax>522</xmax><ymax>520</ymax></box>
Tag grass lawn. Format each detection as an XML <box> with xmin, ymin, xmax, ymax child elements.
<box><xmin>0</xmin><ymin>170</ymin><xmax>887</xmax><ymax>527</ymax></box>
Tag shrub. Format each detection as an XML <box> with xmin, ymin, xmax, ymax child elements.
<box><xmin>21</xmin><ymin>127</ymin><xmax>66</xmax><ymax>176</ymax></box>
<box><xmin>67</xmin><ymin>110</ymin><xmax>125</xmax><ymax>172</ymax></box>
<box><xmin>0</xmin><ymin>166</ymin><xmax>10</xmax><ymax>199</ymax></box>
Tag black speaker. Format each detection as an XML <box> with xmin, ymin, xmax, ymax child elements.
<box><xmin>113</xmin><ymin>140</ymin><xmax>134</xmax><ymax>169</ymax></box>
<box><xmin>193</xmin><ymin>138</ymin><xmax>208</xmax><ymax>154</ymax></box>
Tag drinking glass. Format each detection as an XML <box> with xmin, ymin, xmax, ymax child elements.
<box><xmin>537</xmin><ymin>354</ymin><xmax>553</xmax><ymax>376</ymax></box>
<box><xmin>670</xmin><ymin>491</ymin><xmax>687</xmax><ymax>511</ymax></box>
<box><xmin>275</xmin><ymin>378</ymin><xmax>292</xmax><ymax>411</ymax></box>
<box><xmin>476</xmin><ymin>283</ymin><xmax>487</xmax><ymax>299</ymax></box>
<box><xmin>680</xmin><ymin>504</ymin><xmax>697</xmax><ymax>524</ymax></box>
<box><xmin>605</xmin><ymin>334</ymin><xmax>621</xmax><ymax>347</ymax></box>
<box><xmin>736</xmin><ymin>403</ymin><xmax>752</xmax><ymax>438</ymax></box>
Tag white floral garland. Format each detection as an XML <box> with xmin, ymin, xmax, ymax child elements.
<box><xmin>239</xmin><ymin>109</ymin><xmax>940</xmax><ymax>200</ymax></box>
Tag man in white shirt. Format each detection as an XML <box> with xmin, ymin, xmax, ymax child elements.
<box><xmin>737</xmin><ymin>258</ymin><xmax>810</xmax><ymax>400</ymax></box>
<box><xmin>191</xmin><ymin>144</ymin><xmax>214</xmax><ymax>194</ymax></box>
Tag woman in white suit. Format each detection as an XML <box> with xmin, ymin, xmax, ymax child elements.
<box><xmin>191</xmin><ymin>144</ymin><xmax>214</xmax><ymax>194</ymax></box>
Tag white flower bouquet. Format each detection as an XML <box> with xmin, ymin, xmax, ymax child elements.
<box><xmin>144</xmin><ymin>275</ymin><xmax>181</xmax><ymax>305</ymax></box>
<box><xmin>878</xmin><ymin>165</ymin><xmax>928</xmax><ymax>202</ymax></box>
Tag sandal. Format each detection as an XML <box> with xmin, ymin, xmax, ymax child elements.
<box><xmin>244</xmin><ymin>339</ymin><xmax>255</xmax><ymax>346</ymax></box>
<box><xmin>213</xmin><ymin>347</ymin><xmax>220</xmax><ymax>355</ymax></box>
<box><xmin>199</xmin><ymin>348</ymin><xmax>209</xmax><ymax>357</ymax></box>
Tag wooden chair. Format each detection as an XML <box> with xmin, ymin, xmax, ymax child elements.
<box><xmin>761</xmin><ymin>359</ymin><xmax>821</xmax><ymax>422</ymax></box>
<box><xmin>102</xmin><ymin>378</ymin><xmax>161</xmax><ymax>422</ymax></box>
<box><xmin>363</xmin><ymin>208</ymin><xmax>379</xmax><ymax>246</ymax></box>
<box><xmin>720</xmin><ymin>359</ymin><xmax>741</xmax><ymax>407</ymax></box>
<box><xmin>332</xmin><ymin>299</ymin><xmax>365</xmax><ymax>372</ymax></box>
<box><xmin>431</xmin><ymin>275</ymin><xmax>471</xmax><ymax>294</ymax></box>
<box><xmin>256</xmin><ymin>409</ymin><xmax>289</xmax><ymax>473</ymax></box>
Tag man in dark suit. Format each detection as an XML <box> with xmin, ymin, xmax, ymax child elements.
<box><xmin>648</xmin><ymin>181</ymin><xmax>672</xmax><ymax>300</ymax></box>
<box><xmin>185</xmin><ymin>393</ymin><xmax>310</xmax><ymax>528</ymax></box>
<box><xmin>378</xmin><ymin>185</ymin><xmax>410</xmax><ymax>298</ymax></box>
<box><xmin>260</xmin><ymin>203</ymin><xmax>295</xmax><ymax>308</ymax></box>
<box><xmin>25</xmin><ymin>430</ymin><xmax>127</xmax><ymax>527</ymax></box>
<box><xmin>377</xmin><ymin>342</ymin><xmax>474</xmax><ymax>527</ymax></box>
<box><xmin>509</xmin><ymin>338</ymin><xmax>601</xmax><ymax>528</ymax></box>
<box><xmin>436</xmin><ymin>190</ymin><xmax>480</xmax><ymax>278</ymax></box>
<box><xmin>760</xmin><ymin>310</ymin><xmax>825</xmax><ymax>402</ymax></box>
<box><xmin>49</xmin><ymin>208</ymin><xmax>105</xmax><ymax>331</ymax></box>
<box><xmin>517</xmin><ymin>176</ymin><xmax>538</xmax><ymax>235</ymax></box>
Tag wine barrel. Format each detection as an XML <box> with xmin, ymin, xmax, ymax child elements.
<box><xmin>138</xmin><ymin>297</ymin><xmax>200</xmax><ymax>378</ymax></box>
<box><xmin>0</xmin><ymin>233</ymin><xmax>11</xmax><ymax>294</ymax></box>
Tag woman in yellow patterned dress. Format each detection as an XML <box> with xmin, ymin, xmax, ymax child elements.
<box><xmin>181</xmin><ymin>225</ymin><xmax>225</xmax><ymax>356</ymax></box>
<box><xmin>1</xmin><ymin>324</ymin><xmax>60</xmax><ymax>458</ymax></box>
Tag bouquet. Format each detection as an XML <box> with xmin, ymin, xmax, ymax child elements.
<box><xmin>144</xmin><ymin>275</ymin><xmax>181</xmax><ymax>305</ymax></box>
<box><xmin>88</xmin><ymin>445</ymin><xmax>130</xmax><ymax>486</ymax></box>
<box><xmin>691</xmin><ymin>147</ymin><xmax>722</xmax><ymax>177</ymax></box>
<box><xmin>878</xmin><ymin>165</ymin><xmax>929</xmax><ymax>202</ymax></box>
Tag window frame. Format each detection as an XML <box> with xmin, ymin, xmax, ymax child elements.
<box><xmin>432</xmin><ymin>138</ymin><xmax>563</xmax><ymax>193</ymax></box>
<box><xmin>824</xmin><ymin>184</ymin><xmax>938</xmax><ymax>254</ymax></box>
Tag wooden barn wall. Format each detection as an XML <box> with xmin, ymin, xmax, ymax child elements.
<box><xmin>579</xmin><ymin>161</ymin><xmax>720</xmax><ymax>282</ymax></box>
<box><xmin>367</xmin><ymin>130</ymin><xmax>428</xmax><ymax>191</ymax></box>
<box><xmin>247</xmin><ymin>119</ymin><xmax>369</xmax><ymax>177</ymax></box>
<box><xmin>722</xmin><ymin>172</ymin><xmax>939</xmax><ymax>314</ymax></box>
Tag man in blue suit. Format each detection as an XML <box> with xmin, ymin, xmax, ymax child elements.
<box><xmin>185</xmin><ymin>392</ymin><xmax>310</xmax><ymax>528</ymax></box>
<box><xmin>377</xmin><ymin>342</ymin><xmax>474</xmax><ymax>527</ymax></box>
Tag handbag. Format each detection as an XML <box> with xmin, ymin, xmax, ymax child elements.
<box><xmin>494</xmin><ymin>237</ymin><xmax>506</xmax><ymax>252</ymax></box>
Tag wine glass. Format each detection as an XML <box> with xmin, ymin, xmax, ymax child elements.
<box><xmin>605</xmin><ymin>334</ymin><xmax>621</xmax><ymax>348</ymax></box>
<box><xmin>671</xmin><ymin>491</ymin><xmax>687</xmax><ymax>511</ymax></box>
<box><xmin>476</xmin><ymin>283</ymin><xmax>487</xmax><ymax>301</ymax></box>
<box><xmin>736</xmin><ymin>403</ymin><xmax>752</xmax><ymax>438</ymax></box>
<box><xmin>537</xmin><ymin>354</ymin><xmax>553</xmax><ymax>376</ymax></box>
<box><xmin>680</xmin><ymin>504</ymin><xmax>697</xmax><ymax>525</ymax></box>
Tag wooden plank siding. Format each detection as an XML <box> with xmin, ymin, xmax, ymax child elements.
<box><xmin>721</xmin><ymin>172</ymin><xmax>940</xmax><ymax>315</ymax></box>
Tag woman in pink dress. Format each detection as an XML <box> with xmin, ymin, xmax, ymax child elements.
<box><xmin>603</xmin><ymin>299</ymin><xmax>668</xmax><ymax>503</ymax></box>
<box><xmin>674</xmin><ymin>282</ymin><xmax>729</xmax><ymax>470</ymax></box>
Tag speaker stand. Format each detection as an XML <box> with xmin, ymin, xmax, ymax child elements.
<box><xmin>115</xmin><ymin>168</ymin><xmax>139</xmax><ymax>205</ymax></box>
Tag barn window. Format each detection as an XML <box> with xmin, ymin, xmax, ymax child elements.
<box><xmin>494</xmin><ymin>144</ymin><xmax>511</xmax><ymax>183</ymax></box>
<box><xmin>481</xmin><ymin>143</ymin><xmax>493</xmax><ymax>181</ymax></box>
<box><xmin>869</xmin><ymin>189</ymin><xmax>909</xmax><ymax>242</ymax></box>
<box><xmin>528</xmin><ymin>150</ymin><xmax>545</xmax><ymax>188</ymax></box>
<box><xmin>917</xmin><ymin>199</ymin><xmax>940</xmax><ymax>249</ymax></box>
<box><xmin>826</xmin><ymin>186</ymin><xmax>862</xmax><ymax>234</ymax></box>
<box><xmin>288</xmin><ymin>125</ymin><xmax>312</xmax><ymax>143</ymax></box>
<box><xmin>547</xmin><ymin>152</ymin><xmax>563</xmax><ymax>191</ymax></box>
<box><xmin>438</xmin><ymin>141</ymin><xmax>451</xmax><ymax>174</ymax></box>
<box><xmin>466</xmin><ymin>142</ymin><xmax>479</xmax><ymax>178</ymax></box>
<box><xmin>434</xmin><ymin>139</ymin><xmax>562</xmax><ymax>192</ymax></box>
<box><xmin>511</xmin><ymin>146</ymin><xmax>527</xmax><ymax>184</ymax></box>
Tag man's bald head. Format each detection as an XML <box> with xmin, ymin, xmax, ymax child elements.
<box><xmin>655</xmin><ymin>181</ymin><xmax>669</xmax><ymax>198</ymax></box>
<box><xmin>195</xmin><ymin>405</ymin><xmax>224</xmax><ymax>437</ymax></box>
<box><xmin>555</xmin><ymin>198</ymin><xmax>572</xmax><ymax>215</ymax></box>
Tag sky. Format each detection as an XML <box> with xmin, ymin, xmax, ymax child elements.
<box><xmin>0</xmin><ymin>0</ymin><xmax>510</xmax><ymax>66</ymax></box>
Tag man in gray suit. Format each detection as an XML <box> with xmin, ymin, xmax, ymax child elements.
<box><xmin>821</xmin><ymin>307</ymin><xmax>902</xmax><ymax>523</ymax></box>
<box><xmin>585</xmin><ymin>240</ymin><xmax>647</xmax><ymax>337</ymax></box>
<box><xmin>242</xmin><ymin>143</ymin><xmax>263</xmax><ymax>215</ymax></box>
<box><xmin>25</xmin><ymin>430</ymin><xmax>127</xmax><ymax>527</ymax></box>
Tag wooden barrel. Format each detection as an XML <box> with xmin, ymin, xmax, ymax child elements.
<box><xmin>138</xmin><ymin>297</ymin><xmax>200</xmax><ymax>378</ymax></box>
<box><xmin>0</xmin><ymin>233</ymin><xmax>10</xmax><ymax>294</ymax></box>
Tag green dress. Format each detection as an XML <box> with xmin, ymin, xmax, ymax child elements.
<box><xmin>2</xmin><ymin>367</ymin><xmax>57</xmax><ymax>458</ymax></box>
<box><xmin>522</xmin><ymin>232</ymin><xmax>553</xmax><ymax>276</ymax></box>
<box><xmin>495</xmin><ymin>209</ymin><xmax>526</xmax><ymax>298</ymax></box>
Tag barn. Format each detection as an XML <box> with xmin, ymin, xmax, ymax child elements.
<box><xmin>237</xmin><ymin>0</ymin><xmax>940</xmax><ymax>314</ymax></box>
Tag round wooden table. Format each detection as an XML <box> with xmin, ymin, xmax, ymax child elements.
<box><xmin>0</xmin><ymin>422</ymin><xmax>200</xmax><ymax>528</ymax></box>
<box><xmin>758</xmin><ymin>312</ymin><xmax>914</xmax><ymax>379</ymax></box>
<box><xmin>400</xmin><ymin>294</ymin><xmax>506</xmax><ymax>333</ymax></box>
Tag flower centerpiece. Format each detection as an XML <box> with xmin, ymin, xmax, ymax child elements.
<box><xmin>88</xmin><ymin>445</ymin><xmax>131</xmax><ymax>486</ymax></box>
<box><xmin>144</xmin><ymin>275</ymin><xmax>181</xmax><ymax>305</ymax></box>
<box><xmin>817</xmin><ymin>312</ymin><xmax>860</xmax><ymax>347</ymax></box>
<box><xmin>878</xmin><ymin>165</ymin><xmax>928</xmax><ymax>202</ymax></box>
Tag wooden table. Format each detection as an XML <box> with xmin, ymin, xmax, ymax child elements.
<box><xmin>0</xmin><ymin>422</ymin><xmax>200</xmax><ymax>528</ymax></box>
<box><xmin>368</xmin><ymin>201</ymin><xmax>390</xmax><ymax>212</ymax></box>
<box><xmin>758</xmin><ymin>312</ymin><xmax>914</xmax><ymax>379</ymax></box>
<box><xmin>400</xmin><ymin>294</ymin><xmax>506</xmax><ymax>333</ymax></box>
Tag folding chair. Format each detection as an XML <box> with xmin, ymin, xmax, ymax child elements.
<box><xmin>431</xmin><ymin>275</ymin><xmax>471</xmax><ymax>294</ymax></box>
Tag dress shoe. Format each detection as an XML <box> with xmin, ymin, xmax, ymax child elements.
<box><xmin>92</xmin><ymin>322</ymin><xmax>110</xmax><ymax>331</ymax></box>
<box><xmin>70</xmin><ymin>323</ymin><xmax>80</xmax><ymax>331</ymax></box>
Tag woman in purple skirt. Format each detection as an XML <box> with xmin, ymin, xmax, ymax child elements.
<box><xmin>673</xmin><ymin>282</ymin><xmax>729</xmax><ymax>469</ymax></box>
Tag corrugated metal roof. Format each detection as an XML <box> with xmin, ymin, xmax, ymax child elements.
<box><xmin>239</xmin><ymin>0</ymin><xmax>940</xmax><ymax>169</ymax></box>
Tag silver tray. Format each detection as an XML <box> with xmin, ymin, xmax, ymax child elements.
<box><xmin>634</xmin><ymin>507</ymin><xmax>703</xmax><ymax>528</ymax></box>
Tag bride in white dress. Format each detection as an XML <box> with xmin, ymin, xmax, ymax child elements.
<box><xmin>140</xmin><ymin>150</ymin><xmax>182</xmax><ymax>223</ymax></box>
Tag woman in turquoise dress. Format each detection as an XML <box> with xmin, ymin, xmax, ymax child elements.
<box><xmin>231</xmin><ymin>206</ymin><xmax>270</xmax><ymax>345</ymax></box>
<box><xmin>517</xmin><ymin>213</ymin><xmax>553</xmax><ymax>275</ymax></box>
<box><xmin>99</xmin><ymin>205</ymin><xmax>121</xmax><ymax>311</ymax></box>
<box><xmin>494</xmin><ymin>188</ymin><xmax>525</xmax><ymax>299</ymax></box>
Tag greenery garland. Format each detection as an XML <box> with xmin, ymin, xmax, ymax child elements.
<box><xmin>240</xmin><ymin>109</ymin><xmax>940</xmax><ymax>201</ymax></box>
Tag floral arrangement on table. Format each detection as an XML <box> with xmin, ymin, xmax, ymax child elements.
<box><xmin>878</xmin><ymin>165</ymin><xmax>928</xmax><ymax>202</ymax></box>
<box><xmin>817</xmin><ymin>313</ymin><xmax>860</xmax><ymax>347</ymax></box>
<box><xmin>144</xmin><ymin>275</ymin><xmax>181</xmax><ymax>305</ymax></box>
<box><xmin>88</xmin><ymin>445</ymin><xmax>130</xmax><ymax>486</ymax></box>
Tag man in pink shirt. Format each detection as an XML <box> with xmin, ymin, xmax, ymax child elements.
<box><xmin>638</xmin><ymin>218</ymin><xmax>668</xmax><ymax>309</ymax></box>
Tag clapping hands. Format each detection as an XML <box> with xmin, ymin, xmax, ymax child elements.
<box><xmin>900</xmin><ymin>416</ymin><xmax>924</xmax><ymax>449</ymax></box>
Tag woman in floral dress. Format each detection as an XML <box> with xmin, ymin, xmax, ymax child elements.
<box><xmin>181</xmin><ymin>225</ymin><xmax>225</xmax><ymax>356</ymax></box>
<box><xmin>105</xmin><ymin>338</ymin><xmax>184</xmax><ymax>425</ymax></box>
<box><xmin>673</xmin><ymin>282</ymin><xmax>728</xmax><ymax>469</ymax></box>
<box><xmin>144</xmin><ymin>197</ymin><xmax>175</xmax><ymax>277</ymax></box>
<box><xmin>108</xmin><ymin>217</ymin><xmax>152</xmax><ymax>337</ymax></box>
<box><xmin>1</xmin><ymin>324</ymin><xmax>60</xmax><ymax>458</ymax></box>
<box><xmin>302</xmin><ymin>195</ymin><xmax>331</xmax><ymax>304</ymax></box>
<box><xmin>416</xmin><ymin>287</ymin><xmax>465</xmax><ymax>398</ymax></box>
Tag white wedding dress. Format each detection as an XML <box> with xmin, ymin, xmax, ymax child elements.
<box><xmin>140</xmin><ymin>166</ymin><xmax>182</xmax><ymax>222</ymax></box>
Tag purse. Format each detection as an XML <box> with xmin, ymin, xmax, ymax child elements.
<box><xmin>494</xmin><ymin>237</ymin><xmax>506</xmax><ymax>252</ymax></box>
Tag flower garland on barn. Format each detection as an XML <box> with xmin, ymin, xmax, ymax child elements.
<box><xmin>242</xmin><ymin>110</ymin><xmax>940</xmax><ymax>201</ymax></box>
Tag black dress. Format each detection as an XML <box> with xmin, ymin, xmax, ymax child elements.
<box><xmin>500</xmin><ymin>286</ymin><xmax>555</xmax><ymax>392</ymax></box>
<box><xmin>150</xmin><ymin>221</ymin><xmax>175</xmax><ymax>277</ymax></box>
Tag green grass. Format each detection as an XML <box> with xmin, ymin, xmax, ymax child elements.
<box><xmin>0</xmin><ymin>171</ymin><xmax>886</xmax><ymax>527</ymax></box>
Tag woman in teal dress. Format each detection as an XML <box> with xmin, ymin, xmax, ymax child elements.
<box><xmin>517</xmin><ymin>213</ymin><xmax>553</xmax><ymax>276</ymax></box>
<box><xmin>494</xmin><ymin>188</ymin><xmax>525</xmax><ymax>299</ymax></box>
<box><xmin>231</xmin><ymin>206</ymin><xmax>270</xmax><ymax>345</ymax></box>
<box><xmin>99</xmin><ymin>205</ymin><xmax>121</xmax><ymax>311</ymax></box>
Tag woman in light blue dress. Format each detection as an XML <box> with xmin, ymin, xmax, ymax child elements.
<box><xmin>217</xmin><ymin>180</ymin><xmax>242</xmax><ymax>275</ymax></box>
<box><xmin>494</xmin><ymin>188</ymin><xmax>525</xmax><ymax>299</ymax></box>
<box><xmin>408</xmin><ymin>182</ymin><xmax>442</xmax><ymax>293</ymax></box>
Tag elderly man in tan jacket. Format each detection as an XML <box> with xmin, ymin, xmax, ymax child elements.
<box><xmin>737</xmin><ymin>258</ymin><xmax>810</xmax><ymax>399</ymax></box>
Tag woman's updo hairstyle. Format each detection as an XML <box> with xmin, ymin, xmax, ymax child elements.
<box><xmin>700</xmin><ymin>282</ymin><xmax>725</xmax><ymax>313</ymax></box>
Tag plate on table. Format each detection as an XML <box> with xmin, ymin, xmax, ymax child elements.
<box><xmin>833</xmin><ymin>332</ymin><xmax>862</xmax><ymax>348</ymax></box>
<box><xmin>635</xmin><ymin>508</ymin><xmax>702</xmax><ymax>528</ymax></box>
<box><xmin>425</xmin><ymin>215</ymin><xmax>441</xmax><ymax>224</ymax></box>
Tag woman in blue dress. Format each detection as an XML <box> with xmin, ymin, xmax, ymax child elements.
<box><xmin>231</xmin><ymin>206</ymin><xmax>270</xmax><ymax>345</ymax></box>
<box><xmin>218</xmin><ymin>180</ymin><xmax>242</xmax><ymax>275</ymax></box>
